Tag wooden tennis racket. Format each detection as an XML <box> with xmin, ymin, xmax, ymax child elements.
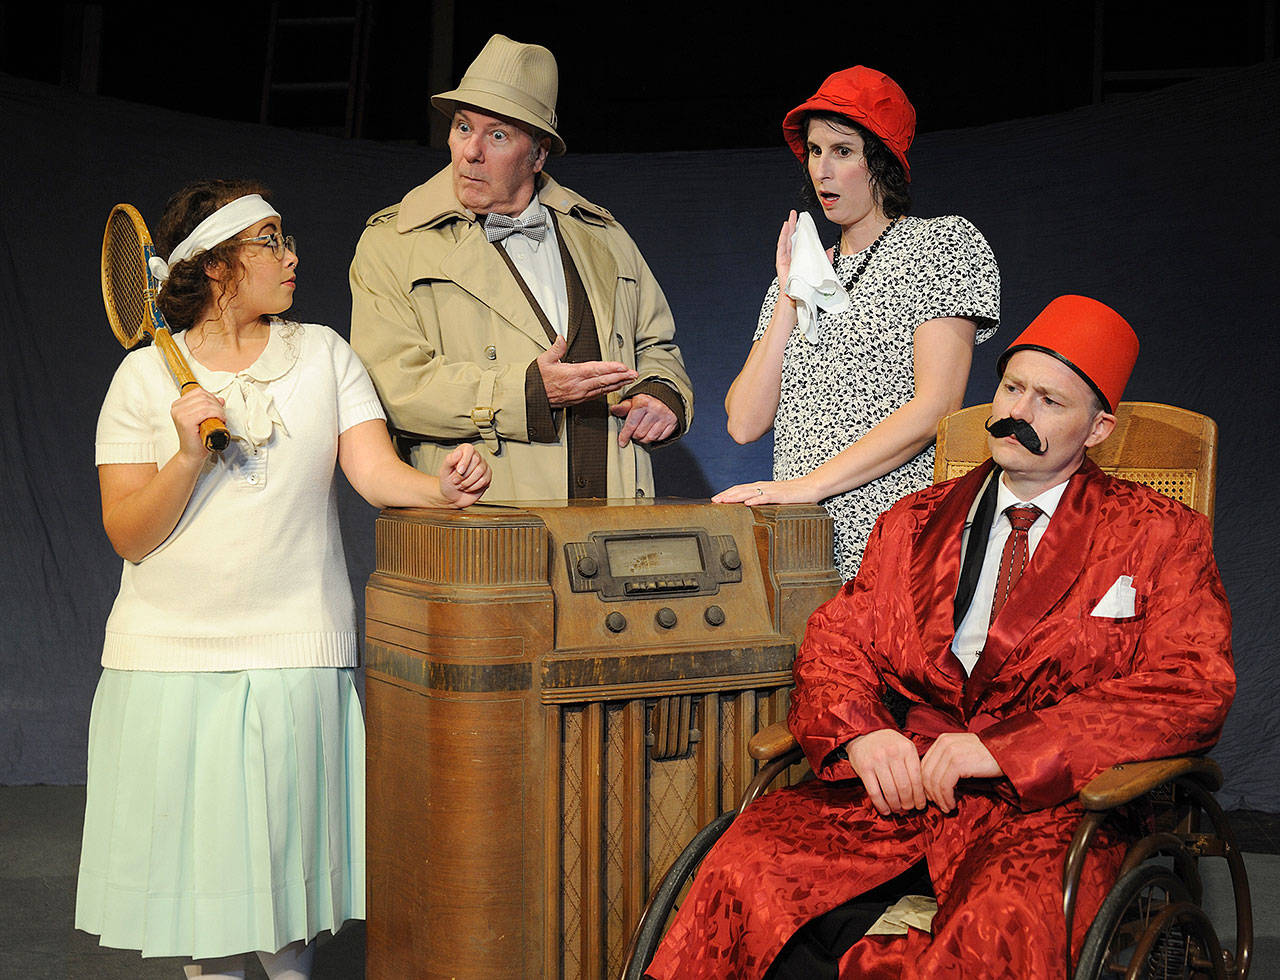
<box><xmin>101</xmin><ymin>203</ymin><xmax>231</xmax><ymax>453</ymax></box>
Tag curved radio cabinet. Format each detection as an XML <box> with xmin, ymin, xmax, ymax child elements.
<box><xmin>364</xmin><ymin>499</ymin><xmax>838</xmax><ymax>979</ymax></box>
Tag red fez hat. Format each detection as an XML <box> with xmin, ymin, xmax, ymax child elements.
<box><xmin>997</xmin><ymin>296</ymin><xmax>1139</xmax><ymax>413</ymax></box>
<box><xmin>782</xmin><ymin>66</ymin><xmax>916</xmax><ymax>178</ymax></box>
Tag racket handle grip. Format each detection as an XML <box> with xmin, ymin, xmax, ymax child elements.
<box><xmin>155</xmin><ymin>330</ymin><xmax>230</xmax><ymax>454</ymax></box>
<box><xmin>200</xmin><ymin>416</ymin><xmax>231</xmax><ymax>453</ymax></box>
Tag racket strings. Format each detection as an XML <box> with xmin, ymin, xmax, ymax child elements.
<box><xmin>104</xmin><ymin>210</ymin><xmax>149</xmax><ymax>346</ymax></box>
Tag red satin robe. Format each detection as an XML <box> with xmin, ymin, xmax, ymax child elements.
<box><xmin>647</xmin><ymin>459</ymin><xmax>1234</xmax><ymax>980</ymax></box>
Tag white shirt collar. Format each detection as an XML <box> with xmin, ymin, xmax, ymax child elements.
<box><xmin>995</xmin><ymin>473</ymin><xmax>1069</xmax><ymax>521</ymax></box>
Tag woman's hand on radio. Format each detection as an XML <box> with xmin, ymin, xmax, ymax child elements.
<box><xmin>712</xmin><ymin>477</ymin><xmax>818</xmax><ymax>506</ymax></box>
<box><xmin>438</xmin><ymin>444</ymin><xmax>491</xmax><ymax>508</ymax></box>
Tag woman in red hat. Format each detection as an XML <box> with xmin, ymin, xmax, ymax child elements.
<box><xmin>715</xmin><ymin>66</ymin><xmax>1000</xmax><ymax>579</ymax></box>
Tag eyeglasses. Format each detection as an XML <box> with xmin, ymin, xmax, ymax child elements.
<box><xmin>234</xmin><ymin>232</ymin><xmax>297</xmax><ymax>260</ymax></box>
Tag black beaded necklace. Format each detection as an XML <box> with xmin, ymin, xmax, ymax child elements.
<box><xmin>833</xmin><ymin>218</ymin><xmax>898</xmax><ymax>290</ymax></box>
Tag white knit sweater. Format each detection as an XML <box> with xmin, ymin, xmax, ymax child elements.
<box><xmin>95</xmin><ymin>320</ymin><xmax>385</xmax><ymax>670</ymax></box>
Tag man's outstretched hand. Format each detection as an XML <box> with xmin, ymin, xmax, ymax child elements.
<box><xmin>536</xmin><ymin>335</ymin><xmax>637</xmax><ymax>407</ymax></box>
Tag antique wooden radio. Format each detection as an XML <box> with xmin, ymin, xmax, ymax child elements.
<box><xmin>364</xmin><ymin>500</ymin><xmax>838</xmax><ymax>979</ymax></box>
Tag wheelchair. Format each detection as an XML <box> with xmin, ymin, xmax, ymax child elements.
<box><xmin>624</xmin><ymin>403</ymin><xmax>1253</xmax><ymax>980</ymax></box>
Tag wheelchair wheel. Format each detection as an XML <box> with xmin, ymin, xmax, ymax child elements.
<box><xmin>623</xmin><ymin>809</ymin><xmax>736</xmax><ymax>980</ymax></box>
<box><xmin>1075</xmin><ymin>863</ymin><xmax>1226</xmax><ymax>980</ymax></box>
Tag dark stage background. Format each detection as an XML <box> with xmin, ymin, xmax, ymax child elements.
<box><xmin>1</xmin><ymin>62</ymin><xmax>1277</xmax><ymax>808</ymax></box>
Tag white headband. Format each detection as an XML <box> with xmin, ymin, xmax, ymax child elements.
<box><xmin>148</xmin><ymin>194</ymin><xmax>280</xmax><ymax>283</ymax></box>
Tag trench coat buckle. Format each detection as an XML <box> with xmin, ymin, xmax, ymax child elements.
<box><xmin>471</xmin><ymin>405</ymin><xmax>499</xmax><ymax>451</ymax></box>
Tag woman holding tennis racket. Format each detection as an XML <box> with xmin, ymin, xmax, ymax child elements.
<box><xmin>76</xmin><ymin>178</ymin><xmax>489</xmax><ymax>979</ymax></box>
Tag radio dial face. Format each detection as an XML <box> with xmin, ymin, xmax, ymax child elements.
<box><xmin>565</xmin><ymin>528</ymin><xmax>744</xmax><ymax>601</ymax></box>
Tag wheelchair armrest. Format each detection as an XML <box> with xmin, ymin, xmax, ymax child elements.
<box><xmin>741</xmin><ymin>723</ymin><xmax>804</xmax><ymax>813</ymax></box>
<box><xmin>1078</xmin><ymin>756</ymin><xmax>1223</xmax><ymax>811</ymax></box>
<box><xmin>748</xmin><ymin>721</ymin><xmax>797</xmax><ymax>761</ymax></box>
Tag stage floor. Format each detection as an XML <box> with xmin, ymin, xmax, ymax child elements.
<box><xmin>2</xmin><ymin>785</ymin><xmax>1275</xmax><ymax>978</ymax></box>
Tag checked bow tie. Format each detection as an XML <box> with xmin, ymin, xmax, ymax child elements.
<box><xmin>484</xmin><ymin>211</ymin><xmax>548</xmax><ymax>244</ymax></box>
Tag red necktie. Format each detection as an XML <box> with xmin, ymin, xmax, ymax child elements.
<box><xmin>989</xmin><ymin>505</ymin><xmax>1041</xmax><ymax>626</ymax></box>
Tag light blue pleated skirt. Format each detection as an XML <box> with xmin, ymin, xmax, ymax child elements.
<box><xmin>75</xmin><ymin>667</ymin><xmax>365</xmax><ymax>959</ymax></box>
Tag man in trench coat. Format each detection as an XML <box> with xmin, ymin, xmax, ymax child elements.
<box><xmin>350</xmin><ymin>34</ymin><xmax>691</xmax><ymax>501</ymax></box>
<box><xmin>647</xmin><ymin>295</ymin><xmax>1234</xmax><ymax>979</ymax></box>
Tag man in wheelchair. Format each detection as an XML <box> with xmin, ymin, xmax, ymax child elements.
<box><xmin>647</xmin><ymin>296</ymin><xmax>1235</xmax><ymax>979</ymax></box>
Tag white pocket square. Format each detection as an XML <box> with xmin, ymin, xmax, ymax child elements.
<box><xmin>864</xmin><ymin>895</ymin><xmax>939</xmax><ymax>937</ymax></box>
<box><xmin>1090</xmin><ymin>575</ymin><xmax>1136</xmax><ymax>618</ymax></box>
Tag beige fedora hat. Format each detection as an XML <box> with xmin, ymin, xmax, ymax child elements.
<box><xmin>431</xmin><ymin>34</ymin><xmax>565</xmax><ymax>154</ymax></box>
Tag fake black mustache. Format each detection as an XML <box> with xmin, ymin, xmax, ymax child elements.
<box><xmin>985</xmin><ymin>416</ymin><xmax>1048</xmax><ymax>455</ymax></box>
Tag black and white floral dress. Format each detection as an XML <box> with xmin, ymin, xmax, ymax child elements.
<box><xmin>753</xmin><ymin>214</ymin><xmax>1000</xmax><ymax>579</ymax></box>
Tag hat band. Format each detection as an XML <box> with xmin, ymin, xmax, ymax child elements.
<box><xmin>454</xmin><ymin>75</ymin><xmax>558</xmax><ymax>130</ymax></box>
<box><xmin>1005</xmin><ymin>343</ymin><xmax>1114</xmax><ymax>413</ymax></box>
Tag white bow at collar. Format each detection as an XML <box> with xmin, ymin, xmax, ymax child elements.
<box><xmin>178</xmin><ymin>320</ymin><xmax>300</xmax><ymax>451</ymax></box>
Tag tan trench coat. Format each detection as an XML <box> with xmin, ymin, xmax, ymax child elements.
<box><xmin>349</xmin><ymin>167</ymin><xmax>693</xmax><ymax>501</ymax></box>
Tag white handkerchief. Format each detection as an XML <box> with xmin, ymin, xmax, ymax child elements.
<box><xmin>1090</xmin><ymin>575</ymin><xmax>1137</xmax><ymax>618</ymax></box>
<box><xmin>864</xmin><ymin>895</ymin><xmax>939</xmax><ymax>937</ymax></box>
<box><xmin>785</xmin><ymin>211</ymin><xmax>849</xmax><ymax>342</ymax></box>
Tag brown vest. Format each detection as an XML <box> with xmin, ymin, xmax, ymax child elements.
<box><xmin>492</xmin><ymin>214</ymin><xmax>609</xmax><ymax>498</ymax></box>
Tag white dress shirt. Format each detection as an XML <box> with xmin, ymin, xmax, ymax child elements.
<box><xmin>950</xmin><ymin>475</ymin><xmax>1070</xmax><ymax>675</ymax></box>
<box><xmin>497</xmin><ymin>198</ymin><xmax>570</xmax><ymax>337</ymax></box>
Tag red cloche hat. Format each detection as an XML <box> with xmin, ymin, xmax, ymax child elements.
<box><xmin>997</xmin><ymin>295</ymin><xmax>1139</xmax><ymax>413</ymax></box>
<box><xmin>782</xmin><ymin>66</ymin><xmax>916</xmax><ymax>178</ymax></box>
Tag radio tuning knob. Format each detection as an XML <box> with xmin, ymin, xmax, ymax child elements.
<box><xmin>605</xmin><ymin>612</ymin><xmax>627</xmax><ymax>633</ymax></box>
<box><xmin>577</xmin><ymin>555</ymin><xmax>599</xmax><ymax>578</ymax></box>
<box><xmin>704</xmin><ymin>605</ymin><xmax>725</xmax><ymax>627</ymax></box>
<box><xmin>721</xmin><ymin>549</ymin><xmax>741</xmax><ymax>571</ymax></box>
<box><xmin>656</xmin><ymin>607</ymin><xmax>677</xmax><ymax>629</ymax></box>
